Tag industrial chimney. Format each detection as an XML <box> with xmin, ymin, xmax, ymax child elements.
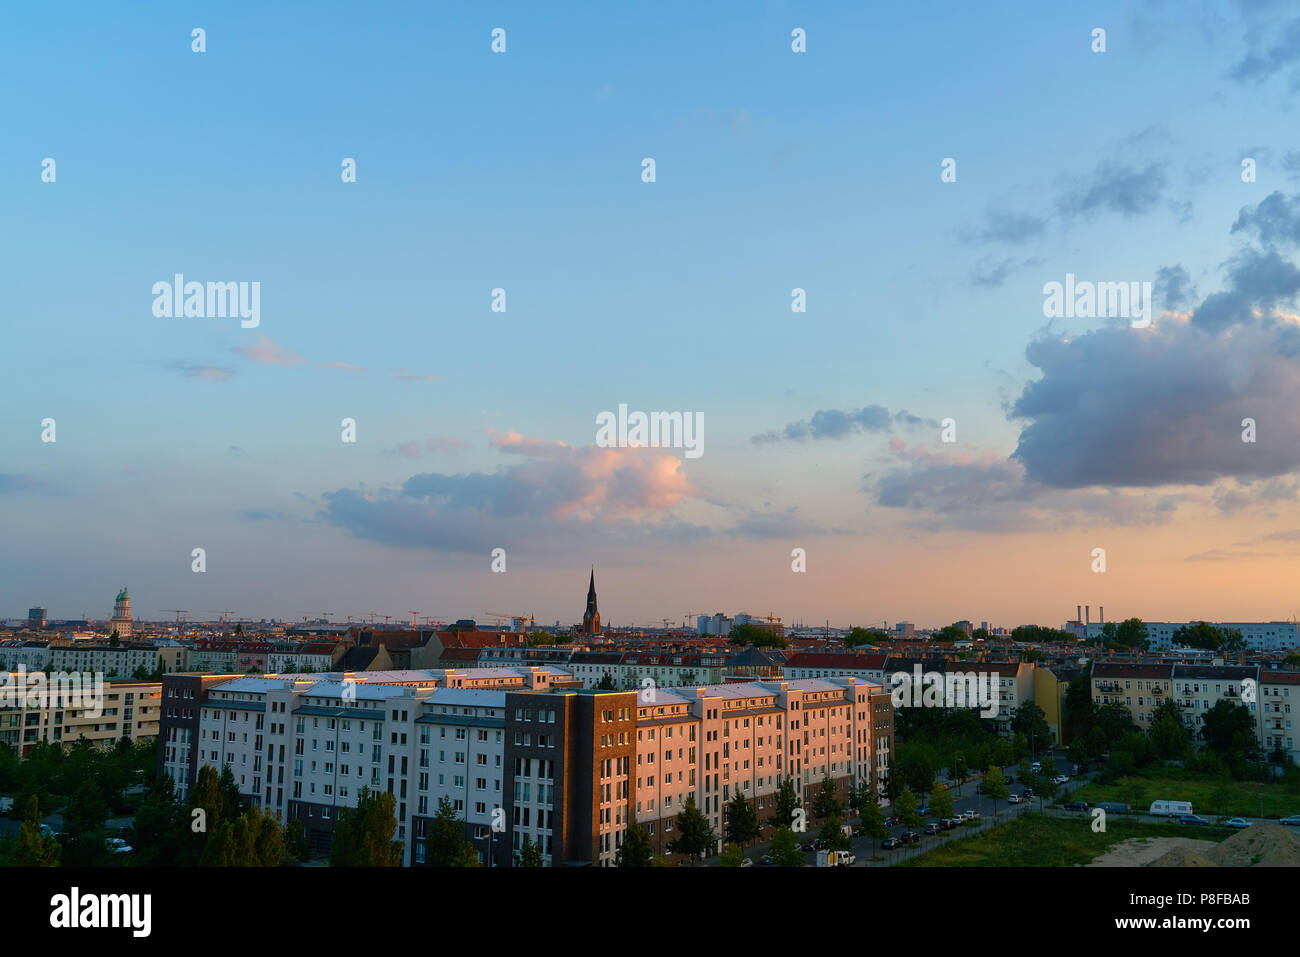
<box><xmin>1077</xmin><ymin>604</ymin><xmax>1082</xmax><ymax>624</ymax></box>
<box><xmin>1100</xmin><ymin>606</ymin><xmax>1104</xmax><ymax>624</ymax></box>
<box><xmin>1085</xmin><ymin>606</ymin><xmax>1090</xmax><ymax>625</ymax></box>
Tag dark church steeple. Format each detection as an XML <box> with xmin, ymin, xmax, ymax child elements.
<box><xmin>581</xmin><ymin>566</ymin><xmax>601</xmax><ymax>635</ymax></box>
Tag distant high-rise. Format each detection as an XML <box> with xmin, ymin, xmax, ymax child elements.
<box><xmin>579</xmin><ymin>568</ymin><xmax>601</xmax><ymax>636</ymax></box>
<box><xmin>27</xmin><ymin>606</ymin><xmax>46</xmax><ymax>628</ymax></box>
<box><xmin>110</xmin><ymin>586</ymin><xmax>133</xmax><ymax>638</ymax></box>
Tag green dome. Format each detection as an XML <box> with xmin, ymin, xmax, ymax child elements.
<box><xmin>116</xmin><ymin>587</ymin><xmax>129</xmax><ymax>601</ymax></box>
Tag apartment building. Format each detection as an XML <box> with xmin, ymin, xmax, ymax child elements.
<box><xmin>634</xmin><ymin>677</ymin><xmax>890</xmax><ymax>859</ymax></box>
<box><xmin>782</xmin><ymin>652</ymin><xmax>888</xmax><ymax>684</ymax></box>
<box><xmin>0</xmin><ymin>672</ymin><xmax>160</xmax><ymax>756</ymax></box>
<box><xmin>1090</xmin><ymin>662</ymin><xmax>1174</xmax><ymax>729</ymax></box>
<box><xmin>1260</xmin><ymin>670</ymin><xmax>1300</xmax><ymax>765</ymax></box>
<box><xmin>1170</xmin><ymin>664</ymin><xmax>1261</xmax><ymax>737</ymax></box>
<box><xmin>0</xmin><ymin>640</ymin><xmax>52</xmax><ymax>672</ymax></box>
<box><xmin>50</xmin><ymin>643</ymin><xmax>183</xmax><ymax>676</ymax></box>
<box><xmin>164</xmin><ymin>668</ymin><xmax>892</xmax><ymax>867</ymax></box>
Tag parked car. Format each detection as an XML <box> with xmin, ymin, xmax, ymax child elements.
<box><xmin>1005</xmin><ymin>774</ymin><xmax>1015</xmax><ymax>784</ymax></box>
<box><xmin>1279</xmin><ymin>815</ymin><xmax>1300</xmax><ymax>826</ymax></box>
<box><xmin>759</xmin><ymin>854</ymin><xmax>776</xmax><ymax>865</ymax></box>
<box><xmin>106</xmin><ymin>837</ymin><xmax>133</xmax><ymax>853</ymax></box>
<box><xmin>1178</xmin><ymin>814</ymin><xmax>1210</xmax><ymax>826</ymax></box>
<box><xmin>38</xmin><ymin>824</ymin><xmax>57</xmax><ymax>837</ymax></box>
<box><xmin>1022</xmin><ymin>788</ymin><xmax>1035</xmax><ymax>799</ymax></box>
<box><xmin>1007</xmin><ymin>795</ymin><xmax>1022</xmax><ymax>804</ymax></box>
<box><xmin>923</xmin><ymin>822</ymin><xmax>940</xmax><ymax>835</ymax></box>
<box><xmin>901</xmin><ymin>831</ymin><xmax>920</xmax><ymax>845</ymax></box>
<box><xmin>1224</xmin><ymin>818</ymin><xmax>1253</xmax><ymax>829</ymax></box>
<box><xmin>885</xmin><ymin>815</ymin><xmax>900</xmax><ymax>827</ymax></box>
<box><xmin>1053</xmin><ymin>775</ymin><xmax>1069</xmax><ymax>785</ymax></box>
<box><xmin>916</xmin><ymin>806</ymin><xmax>932</xmax><ymax>816</ymax></box>
<box><xmin>1062</xmin><ymin>801</ymin><xmax>1089</xmax><ymax>812</ymax></box>
<box><xmin>1030</xmin><ymin>762</ymin><xmax>1041</xmax><ymax>772</ymax></box>
<box><xmin>942</xmin><ymin>818</ymin><xmax>961</xmax><ymax>829</ymax></box>
<box><xmin>1150</xmin><ymin>800</ymin><xmax>1194</xmax><ymax>817</ymax></box>
<box><xmin>835</xmin><ymin>852</ymin><xmax>857</xmax><ymax>866</ymax></box>
<box><xmin>881</xmin><ymin>837</ymin><xmax>903</xmax><ymax>849</ymax></box>
<box><xmin>963</xmin><ymin>810</ymin><xmax>980</xmax><ymax>821</ymax></box>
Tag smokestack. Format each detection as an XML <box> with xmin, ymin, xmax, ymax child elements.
<box><xmin>1085</xmin><ymin>606</ymin><xmax>1090</xmax><ymax>625</ymax></box>
<box><xmin>1077</xmin><ymin>604</ymin><xmax>1082</xmax><ymax>624</ymax></box>
<box><xmin>1100</xmin><ymin>605</ymin><xmax>1104</xmax><ymax>624</ymax></box>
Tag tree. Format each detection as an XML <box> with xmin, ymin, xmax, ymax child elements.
<box><xmin>666</xmin><ymin>795</ymin><xmax>716</xmax><ymax>864</ymax></box>
<box><xmin>818</xmin><ymin>815</ymin><xmax>852</xmax><ymax>851</ymax></box>
<box><xmin>284</xmin><ymin>815</ymin><xmax>311</xmax><ymax>863</ymax></box>
<box><xmin>981</xmin><ymin>766</ymin><xmax>1009</xmax><ymax>819</ymax></box>
<box><xmin>514</xmin><ymin>834</ymin><xmax>545</xmax><ymax>867</ymax></box>
<box><xmin>594</xmin><ymin>673</ymin><xmax>617</xmax><ymax>691</ymax></box>
<box><xmin>1150</xmin><ymin>700</ymin><xmax>1193</xmax><ymax>761</ymax></box>
<box><xmin>858</xmin><ymin>793</ymin><xmax>888</xmax><ymax>846</ymax></box>
<box><xmin>1114</xmin><ymin>618</ymin><xmax>1149</xmax><ymax>650</ymax></box>
<box><xmin>724</xmin><ymin>792</ymin><xmax>760</xmax><ymax>848</ymax></box>
<box><xmin>726</xmin><ymin>622</ymin><xmax>789</xmax><ymax>649</ymax></box>
<box><xmin>109</xmin><ymin>630</ymin><xmax>121</xmax><ymax>648</ymax></box>
<box><xmin>1201</xmin><ymin>700</ymin><xmax>1258</xmax><ymax>755</ymax></box>
<box><xmin>1010</xmin><ymin>703</ymin><xmax>1051</xmax><ymax>752</ymax></box>
<box><xmin>947</xmin><ymin>753</ymin><xmax>969</xmax><ymax>792</ymax></box>
<box><xmin>894</xmin><ymin>787</ymin><xmax>921</xmax><ymax>830</ymax></box>
<box><xmin>930</xmin><ymin>781</ymin><xmax>955</xmax><ymax>820</ymax></box>
<box><xmin>774</xmin><ymin>778</ymin><xmax>800</xmax><ymax>829</ymax></box>
<box><xmin>718</xmin><ymin>843</ymin><xmax>746</xmax><ymax>867</ymax></box>
<box><xmin>15</xmin><ymin>795</ymin><xmax>59</xmax><ymax>867</ymax></box>
<box><xmin>330</xmin><ymin>786</ymin><xmax>403</xmax><ymax>866</ymax></box>
<box><xmin>616</xmin><ymin>823</ymin><xmax>654</xmax><ymax>867</ymax></box>
<box><xmin>845</xmin><ymin>628</ymin><xmax>888</xmax><ymax>648</ymax></box>
<box><xmin>767</xmin><ymin>825</ymin><xmax>804</xmax><ymax>867</ymax></box>
<box><xmin>1172</xmin><ymin>621</ymin><xmax>1226</xmax><ymax>651</ymax></box>
<box><xmin>811</xmin><ymin>776</ymin><xmax>842</xmax><ymax>821</ymax></box>
<box><xmin>424</xmin><ymin>797</ymin><xmax>479</xmax><ymax>867</ymax></box>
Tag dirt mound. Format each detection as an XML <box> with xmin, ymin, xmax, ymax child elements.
<box><xmin>1209</xmin><ymin>824</ymin><xmax>1300</xmax><ymax>867</ymax></box>
<box><xmin>1148</xmin><ymin>846</ymin><xmax>1217</xmax><ymax>867</ymax></box>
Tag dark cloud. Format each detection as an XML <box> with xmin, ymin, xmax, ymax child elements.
<box><xmin>970</xmin><ymin>256</ymin><xmax>1044</xmax><ymax>288</ymax></box>
<box><xmin>752</xmin><ymin>406</ymin><xmax>932</xmax><ymax>444</ymax></box>
<box><xmin>1055</xmin><ymin>162</ymin><xmax>1169</xmax><ymax>220</ymax></box>
<box><xmin>1154</xmin><ymin>264</ymin><xmax>1197</xmax><ymax>311</ymax></box>
<box><xmin>1231</xmin><ymin>190</ymin><xmax>1300</xmax><ymax>247</ymax></box>
<box><xmin>1228</xmin><ymin>15</ymin><xmax>1300</xmax><ymax>85</ymax></box>
<box><xmin>963</xmin><ymin>211</ymin><xmax>1049</xmax><ymax>245</ymax></box>
<box><xmin>1191</xmin><ymin>247</ymin><xmax>1300</xmax><ymax>331</ymax></box>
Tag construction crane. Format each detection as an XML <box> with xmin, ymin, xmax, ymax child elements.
<box><xmin>486</xmin><ymin>612</ymin><xmax>536</xmax><ymax>632</ymax></box>
<box><xmin>685</xmin><ymin>613</ymin><xmax>706</xmax><ymax>628</ymax></box>
<box><xmin>762</xmin><ymin>613</ymin><xmax>782</xmax><ymax>623</ymax></box>
<box><xmin>408</xmin><ymin>611</ymin><xmax>419</xmax><ymax>630</ymax></box>
<box><xmin>161</xmin><ymin>609</ymin><xmax>188</xmax><ymax>628</ymax></box>
<box><xmin>661</xmin><ymin>618</ymin><xmax>674</xmax><ymax>630</ymax></box>
<box><xmin>203</xmin><ymin>609</ymin><xmax>235</xmax><ymax>625</ymax></box>
<box><xmin>420</xmin><ymin>617</ymin><xmax>445</xmax><ymax>630</ymax></box>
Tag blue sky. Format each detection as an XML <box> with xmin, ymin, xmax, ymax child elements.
<box><xmin>6</xmin><ymin>1</ymin><xmax>1300</xmax><ymax>628</ymax></box>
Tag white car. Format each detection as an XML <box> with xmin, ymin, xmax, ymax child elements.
<box><xmin>107</xmin><ymin>837</ymin><xmax>133</xmax><ymax>854</ymax></box>
<box><xmin>739</xmin><ymin>857</ymin><xmax>753</xmax><ymax>867</ymax></box>
<box><xmin>1054</xmin><ymin>775</ymin><xmax>1069</xmax><ymax>785</ymax></box>
<box><xmin>1007</xmin><ymin>795</ymin><xmax>1022</xmax><ymax>804</ymax></box>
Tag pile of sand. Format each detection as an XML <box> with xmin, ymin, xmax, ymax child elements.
<box><xmin>1145</xmin><ymin>846</ymin><xmax>1217</xmax><ymax>867</ymax></box>
<box><xmin>1148</xmin><ymin>824</ymin><xmax>1300</xmax><ymax>867</ymax></box>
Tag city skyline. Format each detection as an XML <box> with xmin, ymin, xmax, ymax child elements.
<box><xmin>7</xmin><ymin>3</ymin><xmax>1300</xmax><ymax>627</ymax></box>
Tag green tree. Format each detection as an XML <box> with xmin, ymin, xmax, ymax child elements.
<box><xmin>330</xmin><ymin>786</ymin><xmax>403</xmax><ymax>866</ymax></box>
<box><xmin>811</xmin><ymin>775</ymin><xmax>842</xmax><ymax>821</ymax></box>
<box><xmin>718</xmin><ymin>843</ymin><xmax>746</xmax><ymax>867</ymax></box>
<box><xmin>947</xmin><ymin>753</ymin><xmax>969</xmax><ymax>793</ymax></box>
<box><xmin>930</xmin><ymin>781</ymin><xmax>955</xmax><ymax>820</ymax></box>
<box><xmin>1114</xmin><ymin>618</ymin><xmax>1149</xmax><ymax>650</ymax></box>
<box><xmin>858</xmin><ymin>793</ymin><xmax>888</xmax><ymax>845</ymax></box>
<box><xmin>616</xmin><ymin>823</ymin><xmax>654</xmax><ymax>867</ymax></box>
<box><xmin>726</xmin><ymin>622</ymin><xmax>789</xmax><ymax>649</ymax></box>
<box><xmin>981</xmin><ymin>766</ymin><xmax>1009</xmax><ymax>819</ymax></box>
<box><xmin>15</xmin><ymin>795</ymin><xmax>59</xmax><ymax>867</ymax></box>
<box><xmin>666</xmin><ymin>795</ymin><xmax>716</xmax><ymax>864</ymax></box>
<box><xmin>818</xmin><ymin>815</ymin><xmax>852</xmax><ymax>851</ymax></box>
<box><xmin>594</xmin><ymin>673</ymin><xmax>617</xmax><ymax>691</ymax></box>
<box><xmin>514</xmin><ymin>834</ymin><xmax>545</xmax><ymax>867</ymax></box>
<box><xmin>773</xmin><ymin>778</ymin><xmax>800</xmax><ymax>829</ymax></box>
<box><xmin>894</xmin><ymin>787</ymin><xmax>921</xmax><ymax>830</ymax></box>
<box><xmin>284</xmin><ymin>815</ymin><xmax>311</xmax><ymax>863</ymax></box>
<box><xmin>767</xmin><ymin>825</ymin><xmax>804</xmax><ymax>867</ymax></box>
<box><xmin>724</xmin><ymin>792</ymin><xmax>760</xmax><ymax>848</ymax></box>
<box><xmin>424</xmin><ymin>797</ymin><xmax>480</xmax><ymax>867</ymax></box>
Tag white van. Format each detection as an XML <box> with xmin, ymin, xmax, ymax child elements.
<box><xmin>1149</xmin><ymin>800</ymin><xmax>1193</xmax><ymax>816</ymax></box>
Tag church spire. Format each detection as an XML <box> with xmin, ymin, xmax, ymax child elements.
<box><xmin>581</xmin><ymin>567</ymin><xmax>601</xmax><ymax>636</ymax></box>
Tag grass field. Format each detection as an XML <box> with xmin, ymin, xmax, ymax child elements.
<box><xmin>1068</xmin><ymin>771</ymin><xmax>1300</xmax><ymax>819</ymax></box>
<box><xmin>899</xmin><ymin>813</ymin><xmax>1234</xmax><ymax>867</ymax></box>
